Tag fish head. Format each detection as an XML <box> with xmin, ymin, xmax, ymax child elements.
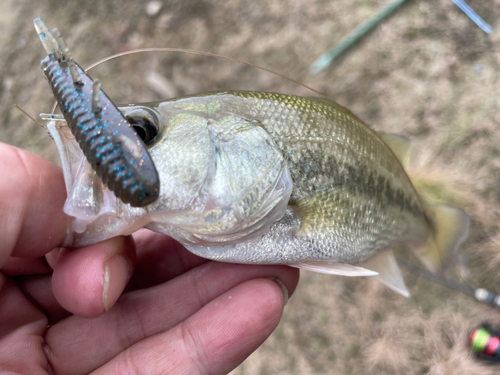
<box><xmin>48</xmin><ymin>98</ymin><xmax>292</xmax><ymax>248</ymax></box>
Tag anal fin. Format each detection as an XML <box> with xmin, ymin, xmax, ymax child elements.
<box><xmin>292</xmin><ymin>261</ymin><xmax>378</xmax><ymax>277</ymax></box>
<box><xmin>364</xmin><ymin>250</ymin><xmax>410</xmax><ymax>297</ymax></box>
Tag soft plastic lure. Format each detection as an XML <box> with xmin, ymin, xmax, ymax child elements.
<box><xmin>34</xmin><ymin>18</ymin><xmax>160</xmax><ymax>207</ymax></box>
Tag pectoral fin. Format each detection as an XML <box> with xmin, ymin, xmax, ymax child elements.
<box><xmin>293</xmin><ymin>261</ymin><xmax>378</xmax><ymax>276</ymax></box>
<box><xmin>294</xmin><ymin>186</ymin><xmax>351</xmax><ymax>237</ymax></box>
<box><xmin>364</xmin><ymin>250</ymin><xmax>410</xmax><ymax>297</ymax></box>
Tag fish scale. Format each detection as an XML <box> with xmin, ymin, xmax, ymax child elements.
<box><xmin>229</xmin><ymin>91</ymin><xmax>422</xmax><ymax>211</ymax></box>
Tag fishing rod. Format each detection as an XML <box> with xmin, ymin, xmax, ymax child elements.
<box><xmin>396</xmin><ymin>258</ymin><xmax>500</xmax><ymax>308</ymax></box>
<box><xmin>397</xmin><ymin>258</ymin><xmax>500</xmax><ymax>362</ymax></box>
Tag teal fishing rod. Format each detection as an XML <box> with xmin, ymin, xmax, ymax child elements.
<box><xmin>310</xmin><ymin>0</ymin><xmax>492</xmax><ymax>74</ymax></box>
<box><xmin>310</xmin><ymin>0</ymin><xmax>412</xmax><ymax>74</ymax></box>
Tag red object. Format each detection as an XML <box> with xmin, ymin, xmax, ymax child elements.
<box><xmin>486</xmin><ymin>336</ymin><xmax>500</xmax><ymax>356</ymax></box>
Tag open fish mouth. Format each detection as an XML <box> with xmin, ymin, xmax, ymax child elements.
<box><xmin>34</xmin><ymin>18</ymin><xmax>160</xmax><ymax>207</ymax></box>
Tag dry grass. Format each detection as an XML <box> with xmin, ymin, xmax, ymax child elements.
<box><xmin>2</xmin><ymin>0</ymin><xmax>500</xmax><ymax>373</ymax></box>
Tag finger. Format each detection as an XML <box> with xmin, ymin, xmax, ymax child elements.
<box><xmin>0</xmin><ymin>143</ymin><xmax>67</xmax><ymax>265</ymax></box>
<box><xmin>45</xmin><ymin>248</ymin><xmax>62</xmax><ymax>270</ymax></box>
<box><xmin>20</xmin><ymin>232</ymin><xmax>199</xmax><ymax>324</ymax></box>
<box><xmin>18</xmin><ymin>231</ymin><xmax>206</xmax><ymax>325</ymax></box>
<box><xmin>92</xmin><ymin>278</ymin><xmax>287</xmax><ymax>375</ymax></box>
<box><xmin>51</xmin><ymin>236</ymin><xmax>136</xmax><ymax>318</ymax></box>
<box><xmin>126</xmin><ymin>230</ymin><xmax>208</xmax><ymax>291</ymax></box>
<box><xmin>18</xmin><ymin>274</ymin><xmax>71</xmax><ymax>325</ymax></box>
<box><xmin>0</xmin><ymin>273</ymin><xmax>48</xmax><ymax>373</ymax></box>
<box><xmin>44</xmin><ymin>262</ymin><xmax>299</xmax><ymax>375</ymax></box>
<box><xmin>1</xmin><ymin>256</ymin><xmax>52</xmax><ymax>276</ymax></box>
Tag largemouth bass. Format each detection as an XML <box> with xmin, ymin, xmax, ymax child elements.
<box><xmin>37</xmin><ymin>19</ymin><xmax>469</xmax><ymax>297</ymax></box>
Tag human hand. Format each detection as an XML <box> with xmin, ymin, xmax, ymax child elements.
<box><xmin>0</xmin><ymin>142</ymin><xmax>300</xmax><ymax>374</ymax></box>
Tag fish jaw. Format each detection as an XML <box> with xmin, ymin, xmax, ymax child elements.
<box><xmin>47</xmin><ymin>121</ymin><xmax>155</xmax><ymax>246</ymax></box>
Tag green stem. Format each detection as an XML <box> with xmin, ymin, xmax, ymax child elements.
<box><xmin>310</xmin><ymin>0</ymin><xmax>412</xmax><ymax>74</ymax></box>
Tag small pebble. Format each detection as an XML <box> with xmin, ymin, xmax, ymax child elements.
<box><xmin>474</xmin><ymin>62</ymin><xmax>483</xmax><ymax>75</ymax></box>
<box><xmin>146</xmin><ymin>1</ymin><xmax>162</xmax><ymax>16</ymax></box>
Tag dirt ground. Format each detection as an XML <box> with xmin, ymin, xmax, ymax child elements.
<box><xmin>2</xmin><ymin>0</ymin><xmax>500</xmax><ymax>373</ymax></box>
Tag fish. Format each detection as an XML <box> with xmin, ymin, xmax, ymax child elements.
<box><xmin>36</xmin><ymin>19</ymin><xmax>470</xmax><ymax>297</ymax></box>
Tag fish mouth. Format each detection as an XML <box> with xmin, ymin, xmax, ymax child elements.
<box><xmin>34</xmin><ymin>18</ymin><xmax>160</xmax><ymax>207</ymax></box>
<box><xmin>46</xmin><ymin>120</ymin><xmax>156</xmax><ymax>246</ymax></box>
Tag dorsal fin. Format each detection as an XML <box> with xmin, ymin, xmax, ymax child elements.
<box><xmin>364</xmin><ymin>250</ymin><xmax>410</xmax><ymax>297</ymax></box>
<box><xmin>377</xmin><ymin>132</ymin><xmax>412</xmax><ymax>167</ymax></box>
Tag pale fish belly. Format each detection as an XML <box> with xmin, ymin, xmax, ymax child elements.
<box><xmin>182</xmin><ymin>195</ymin><xmax>429</xmax><ymax>265</ymax></box>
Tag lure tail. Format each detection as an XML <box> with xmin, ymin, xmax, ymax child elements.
<box><xmin>34</xmin><ymin>18</ymin><xmax>160</xmax><ymax>207</ymax></box>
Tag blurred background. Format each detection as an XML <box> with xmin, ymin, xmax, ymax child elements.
<box><xmin>2</xmin><ymin>0</ymin><xmax>500</xmax><ymax>373</ymax></box>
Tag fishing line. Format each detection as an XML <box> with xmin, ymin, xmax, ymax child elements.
<box><xmin>51</xmin><ymin>47</ymin><xmax>334</xmax><ymax>114</ymax></box>
<box><xmin>14</xmin><ymin>104</ymin><xmax>44</xmax><ymax>128</ymax></box>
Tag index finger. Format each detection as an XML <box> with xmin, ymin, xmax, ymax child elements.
<box><xmin>0</xmin><ymin>143</ymin><xmax>67</xmax><ymax>265</ymax></box>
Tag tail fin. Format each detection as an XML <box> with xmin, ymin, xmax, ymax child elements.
<box><xmin>378</xmin><ymin>131</ymin><xmax>470</xmax><ymax>272</ymax></box>
<box><xmin>415</xmin><ymin>204</ymin><xmax>470</xmax><ymax>272</ymax></box>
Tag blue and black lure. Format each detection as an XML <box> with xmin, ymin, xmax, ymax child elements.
<box><xmin>34</xmin><ymin>18</ymin><xmax>160</xmax><ymax>207</ymax></box>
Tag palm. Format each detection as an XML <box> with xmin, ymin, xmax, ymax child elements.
<box><xmin>0</xmin><ymin>143</ymin><xmax>299</xmax><ymax>374</ymax></box>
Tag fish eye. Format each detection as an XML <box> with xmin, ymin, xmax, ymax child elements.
<box><xmin>125</xmin><ymin>108</ymin><xmax>160</xmax><ymax>145</ymax></box>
